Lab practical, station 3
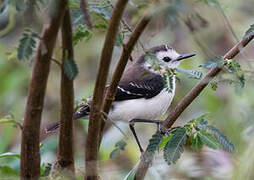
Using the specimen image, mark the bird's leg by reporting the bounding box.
[129,119,162,153]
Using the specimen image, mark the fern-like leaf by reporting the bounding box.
[63,58,79,80]
[190,133,203,150]
[17,31,38,61]
[198,131,220,149]
[144,133,164,162]
[176,68,203,79]
[200,56,224,69]
[206,125,235,152]
[163,127,187,165]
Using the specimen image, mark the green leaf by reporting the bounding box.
[200,56,224,69]
[243,24,254,40]
[176,68,203,79]
[0,152,20,159]
[225,61,245,94]
[41,163,52,177]
[190,133,203,150]
[89,1,112,20]
[160,135,172,148]
[206,125,235,152]
[0,166,19,177]
[123,166,137,180]
[63,58,79,80]
[109,148,120,159]
[73,24,92,45]
[198,131,221,149]
[188,114,207,124]
[144,133,164,161]
[163,75,174,93]
[115,140,127,150]
[210,82,218,91]
[0,118,14,124]
[17,30,39,61]
[163,127,187,165]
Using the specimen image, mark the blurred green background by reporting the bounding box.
[0,0,254,179]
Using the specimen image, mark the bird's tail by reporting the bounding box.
[40,104,90,141]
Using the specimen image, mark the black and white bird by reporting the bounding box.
[45,45,195,152]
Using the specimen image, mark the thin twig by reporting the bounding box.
[51,58,62,67]
[134,29,254,180]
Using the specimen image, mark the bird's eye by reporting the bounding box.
[163,57,171,62]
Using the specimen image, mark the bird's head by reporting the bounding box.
[139,45,195,72]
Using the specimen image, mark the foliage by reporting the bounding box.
[0,115,22,129]
[144,133,164,161]
[0,152,20,159]
[200,56,245,93]
[110,140,127,159]
[163,127,187,165]
[143,114,234,166]
[200,56,224,69]
[63,58,79,80]
[176,68,203,79]
[17,29,39,61]
[73,24,92,46]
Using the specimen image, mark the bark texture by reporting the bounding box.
[85,0,129,179]
[20,0,67,179]
[57,7,75,172]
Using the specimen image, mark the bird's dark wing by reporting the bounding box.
[115,74,164,101]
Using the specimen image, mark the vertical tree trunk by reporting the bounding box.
[85,0,129,179]
[20,0,67,179]
[57,7,75,172]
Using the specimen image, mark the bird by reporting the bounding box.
[45,44,196,152]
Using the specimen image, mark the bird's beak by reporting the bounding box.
[173,53,196,62]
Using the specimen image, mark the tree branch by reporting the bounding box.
[20,0,68,179]
[80,0,93,29]
[134,31,254,180]
[85,0,129,179]
[100,16,152,141]
[57,7,75,173]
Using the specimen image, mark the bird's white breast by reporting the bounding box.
[108,78,176,122]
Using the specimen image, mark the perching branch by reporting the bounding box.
[134,29,254,180]
[85,0,129,179]
[20,0,68,179]
[57,7,75,173]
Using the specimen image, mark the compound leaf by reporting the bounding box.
[63,58,79,80]
[176,68,203,79]
[198,131,220,149]
[163,127,187,165]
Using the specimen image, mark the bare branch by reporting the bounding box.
[135,30,254,180]
[80,0,93,29]
[57,7,75,173]
[20,0,68,179]
[85,0,129,179]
